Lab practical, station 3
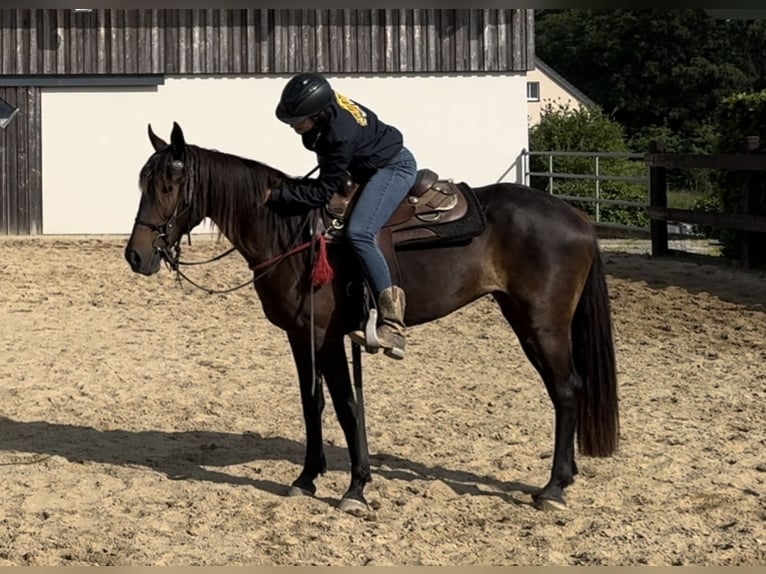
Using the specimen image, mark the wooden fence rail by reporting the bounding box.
[646,138,766,269]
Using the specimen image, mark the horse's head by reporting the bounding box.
[125,122,203,275]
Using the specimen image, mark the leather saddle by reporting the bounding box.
[322,168,470,247]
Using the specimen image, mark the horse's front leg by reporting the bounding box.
[318,339,372,514]
[286,333,327,497]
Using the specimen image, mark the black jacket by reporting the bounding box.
[269,94,403,209]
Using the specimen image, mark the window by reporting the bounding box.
[0,98,18,129]
[526,81,540,102]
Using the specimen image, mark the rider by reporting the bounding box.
[268,72,417,360]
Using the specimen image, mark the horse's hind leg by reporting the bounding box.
[494,293,579,510]
[528,328,580,510]
[286,334,327,497]
[317,340,372,514]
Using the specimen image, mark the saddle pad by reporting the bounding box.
[393,182,487,249]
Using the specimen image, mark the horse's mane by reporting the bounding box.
[140,144,304,254]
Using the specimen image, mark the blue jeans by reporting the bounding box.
[346,147,417,296]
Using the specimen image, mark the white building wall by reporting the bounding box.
[41,74,528,235]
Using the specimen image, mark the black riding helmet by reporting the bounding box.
[275,72,334,124]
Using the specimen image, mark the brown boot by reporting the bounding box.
[347,286,407,360]
[376,286,407,360]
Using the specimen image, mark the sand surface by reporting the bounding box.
[0,236,763,566]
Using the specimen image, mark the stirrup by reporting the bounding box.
[364,308,380,353]
[348,309,381,354]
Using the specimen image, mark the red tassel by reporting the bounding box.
[311,234,334,287]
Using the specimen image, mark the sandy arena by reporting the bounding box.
[0,235,763,566]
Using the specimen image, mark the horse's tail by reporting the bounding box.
[572,248,619,457]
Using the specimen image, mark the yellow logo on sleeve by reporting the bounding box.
[335,92,368,127]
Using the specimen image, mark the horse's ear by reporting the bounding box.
[170,121,186,160]
[147,124,167,151]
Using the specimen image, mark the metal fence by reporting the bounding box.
[520,149,650,234]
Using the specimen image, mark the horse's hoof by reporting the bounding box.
[534,496,568,512]
[287,485,314,498]
[338,497,368,516]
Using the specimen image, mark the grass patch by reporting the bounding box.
[668,190,703,209]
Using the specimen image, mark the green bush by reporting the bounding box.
[529,103,648,228]
[710,91,766,262]
[631,126,716,198]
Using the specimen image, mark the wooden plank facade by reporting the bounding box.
[0,9,533,76]
[0,9,534,234]
[0,86,41,235]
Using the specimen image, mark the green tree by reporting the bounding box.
[529,103,648,228]
[535,9,755,154]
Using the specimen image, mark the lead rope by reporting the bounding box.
[305,163,322,398]
[292,164,323,399]
[308,221,322,399]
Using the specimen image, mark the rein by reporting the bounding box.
[143,213,316,295]
[171,237,315,295]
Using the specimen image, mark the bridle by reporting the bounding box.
[133,157,316,295]
[133,158,198,270]
[134,208,194,274]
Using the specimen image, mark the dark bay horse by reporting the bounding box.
[125,122,619,512]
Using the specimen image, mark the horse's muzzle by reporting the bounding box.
[125,246,161,276]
